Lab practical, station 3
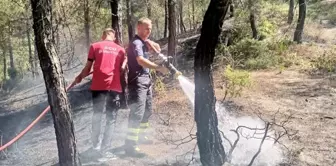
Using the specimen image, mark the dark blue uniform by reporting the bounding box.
[125,35,152,148]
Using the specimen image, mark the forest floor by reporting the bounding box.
[1,19,336,166]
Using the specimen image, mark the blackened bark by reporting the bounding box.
[192,0,195,29]
[168,0,177,65]
[26,4,35,78]
[179,0,186,33]
[2,49,6,80]
[194,0,230,165]
[294,0,306,43]
[250,13,258,39]
[164,0,168,38]
[8,32,14,71]
[145,0,152,18]
[288,0,294,24]
[126,0,134,41]
[111,0,123,45]
[84,0,91,49]
[248,0,258,39]
[30,0,80,165]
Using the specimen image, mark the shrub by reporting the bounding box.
[312,49,336,72]
[222,65,252,100]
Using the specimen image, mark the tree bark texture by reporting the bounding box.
[84,0,91,49]
[30,0,80,165]
[2,49,6,80]
[111,0,123,45]
[168,0,177,64]
[194,0,231,165]
[179,0,186,33]
[248,0,258,39]
[288,0,294,24]
[294,0,306,43]
[126,0,134,42]
[145,0,152,18]
[164,0,168,38]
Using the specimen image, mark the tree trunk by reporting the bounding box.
[288,0,294,24]
[3,49,6,80]
[111,0,123,45]
[248,0,258,39]
[25,4,35,78]
[145,0,151,18]
[294,0,306,43]
[30,0,80,165]
[179,0,186,33]
[84,0,91,49]
[8,35,14,71]
[27,24,35,78]
[168,0,177,65]
[164,0,168,38]
[34,42,39,76]
[192,0,195,29]
[188,3,192,30]
[250,12,258,39]
[126,0,134,42]
[194,0,230,165]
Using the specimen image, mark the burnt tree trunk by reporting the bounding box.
[33,42,39,76]
[111,0,123,45]
[164,0,168,38]
[179,0,186,33]
[294,0,306,43]
[287,0,294,24]
[26,4,35,78]
[248,0,258,39]
[2,49,6,80]
[30,0,80,165]
[8,27,14,72]
[145,0,152,18]
[194,0,230,165]
[192,0,195,29]
[168,0,177,65]
[126,0,134,41]
[84,0,91,49]
[250,13,258,39]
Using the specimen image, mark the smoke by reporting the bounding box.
[177,75,284,165]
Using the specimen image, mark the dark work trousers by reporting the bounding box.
[91,90,120,149]
[125,74,153,145]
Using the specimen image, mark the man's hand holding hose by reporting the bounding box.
[146,40,182,78]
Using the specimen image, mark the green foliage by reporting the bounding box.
[222,65,251,100]
[312,49,336,72]
[150,70,166,95]
[216,37,294,70]
[259,19,276,38]
[308,1,336,24]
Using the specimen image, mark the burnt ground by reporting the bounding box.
[1,22,336,166]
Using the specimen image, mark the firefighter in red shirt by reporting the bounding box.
[75,28,127,152]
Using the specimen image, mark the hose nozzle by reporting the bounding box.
[164,56,182,79]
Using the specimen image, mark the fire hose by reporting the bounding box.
[0,41,181,152]
[0,72,92,152]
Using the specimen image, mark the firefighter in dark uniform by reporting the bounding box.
[124,17,168,157]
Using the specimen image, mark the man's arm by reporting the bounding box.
[75,45,94,84]
[75,61,93,84]
[133,40,168,74]
[121,49,127,72]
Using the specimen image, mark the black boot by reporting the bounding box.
[124,140,146,158]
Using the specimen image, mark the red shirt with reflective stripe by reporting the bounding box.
[88,40,125,92]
